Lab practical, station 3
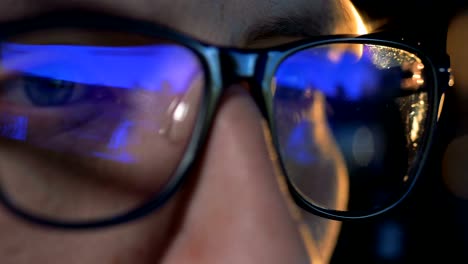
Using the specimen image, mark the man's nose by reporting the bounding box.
[160,84,312,264]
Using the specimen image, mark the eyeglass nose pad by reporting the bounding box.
[158,74,204,144]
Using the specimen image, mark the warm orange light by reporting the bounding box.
[347,2,369,35]
[327,2,369,63]
[438,93,445,121]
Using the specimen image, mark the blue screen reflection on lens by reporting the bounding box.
[0,114,28,141]
[0,43,203,164]
[2,43,200,93]
[275,46,379,101]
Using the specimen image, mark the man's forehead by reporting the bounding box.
[0,0,361,45]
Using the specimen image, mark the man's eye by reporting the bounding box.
[3,75,89,107]
[25,76,81,106]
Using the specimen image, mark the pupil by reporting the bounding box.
[25,76,75,106]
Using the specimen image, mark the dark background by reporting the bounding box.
[331,1,468,263]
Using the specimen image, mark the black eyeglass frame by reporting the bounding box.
[0,11,451,229]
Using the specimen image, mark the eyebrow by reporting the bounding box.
[245,2,356,43]
[245,16,325,43]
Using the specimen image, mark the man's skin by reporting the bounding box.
[445,10,468,199]
[0,0,365,263]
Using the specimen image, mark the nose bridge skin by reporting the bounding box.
[159,85,311,264]
[150,47,312,263]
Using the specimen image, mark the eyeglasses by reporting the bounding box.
[0,11,450,229]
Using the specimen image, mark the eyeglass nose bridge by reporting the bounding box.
[218,49,274,116]
[222,49,259,78]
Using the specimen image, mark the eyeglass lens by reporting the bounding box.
[0,29,205,222]
[273,43,429,213]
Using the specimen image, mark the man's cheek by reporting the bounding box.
[443,10,468,199]
[443,135,468,198]
[448,11,468,97]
